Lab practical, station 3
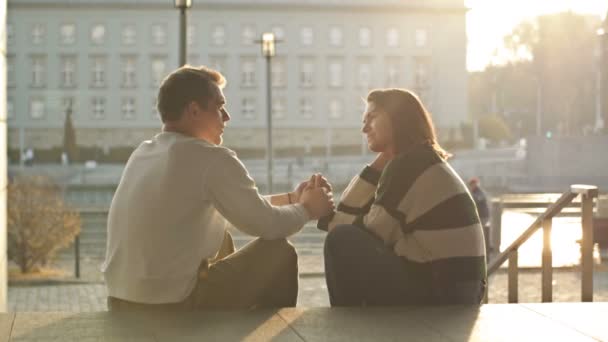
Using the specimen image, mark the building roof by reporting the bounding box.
[9,0,467,11]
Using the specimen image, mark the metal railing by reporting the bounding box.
[485,184,599,303]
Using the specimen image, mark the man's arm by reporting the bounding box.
[206,148,333,239]
[206,149,308,239]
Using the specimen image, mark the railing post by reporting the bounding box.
[581,193,594,302]
[74,234,80,279]
[508,250,518,303]
[541,218,553,302]
[490,199,503,255]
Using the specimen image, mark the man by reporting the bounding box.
[102,65,334,310]
[468,177,492,254]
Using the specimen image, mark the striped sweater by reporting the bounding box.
[319,145,487,291]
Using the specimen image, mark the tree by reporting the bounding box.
[479,114,512,144]
[62,100,79,163]
[7,176,81,273]
[502,12,601,135]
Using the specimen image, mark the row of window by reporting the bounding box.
[8,55,432,90]
[7,96,355,121]
[7,22,429,49]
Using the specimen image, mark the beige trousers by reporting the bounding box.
[107,231,299,311]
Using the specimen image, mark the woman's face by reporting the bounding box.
[361,101,395,153]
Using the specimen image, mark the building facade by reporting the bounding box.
[6,0,467,160]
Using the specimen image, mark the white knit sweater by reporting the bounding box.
[102,132,309,304]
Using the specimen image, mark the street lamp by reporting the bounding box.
[260,32,276,193]
[596,28,606,132]
[174,0,192,67]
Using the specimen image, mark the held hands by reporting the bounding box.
[291,174,333,203]
[298,174,335,219]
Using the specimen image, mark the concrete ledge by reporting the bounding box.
[2,303,607,341]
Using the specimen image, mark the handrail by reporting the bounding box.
[486,184,599,303]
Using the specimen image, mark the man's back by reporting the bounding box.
[102,132,228,304]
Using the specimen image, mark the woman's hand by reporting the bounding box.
[292,174,333,203]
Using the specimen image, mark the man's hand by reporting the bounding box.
[299,174,335,219]
[292,173,333,203]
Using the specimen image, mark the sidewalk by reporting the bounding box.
[8,255,608,312]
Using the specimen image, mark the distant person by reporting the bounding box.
[23,148,34,166]
[319,88,487,306]
[103,65,334,311]
[468,177,492,254]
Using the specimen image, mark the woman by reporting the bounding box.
[319,89,487,306]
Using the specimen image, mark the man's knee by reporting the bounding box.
[259,238,297,268]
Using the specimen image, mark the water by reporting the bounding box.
[499,210,600,267]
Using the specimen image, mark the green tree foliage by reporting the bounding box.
[7,176,81,273]
[479,115,512,143]
[470,12,602,137]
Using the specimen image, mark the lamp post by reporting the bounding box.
[534,76,542,136]
[596,28,606,132]
[174,0,192,67]
[260,32,276,193]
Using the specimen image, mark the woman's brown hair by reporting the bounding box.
[366,88,451,160]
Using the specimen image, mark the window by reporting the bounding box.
[413,57,432,108]
[300,59,314,88]
[272,26,285,41]
[91,97,106,119]
[122,97,136,120]
[152,97,159,118]
[7,98,14,119]
[29,98,45,119]
[7,23,14,45]
[386,27,399,47]
[414,56,431,88]
[188,54,200,65]
[329,98,343,119]
[187,25,196,46]
[90,24,106,45]
[272,97,286,119]
[272,57,286,88]
[385,57,401,86]
[60,55,77,88]
[7,55,15,87]
[60,23,76,45]
[122,25,136,45]
[209,55,226,73]
[91,56,107,88]
[415,29,428,47]
[300,98,313,118]
[242,25,256,45]
[300,26,313,46]
[328,60,343,88]
[31,55,46,87]
[122,56,137,88]
[151,56,167,86]
[211,25,226,46]
[357,58,372,88]
[359,27,372,47]
[242,98,256,119]
[241,57,256,87]
[329,26,343,46]
[62,97,76,115]
[31,24,45,45]
[152,24,167,46]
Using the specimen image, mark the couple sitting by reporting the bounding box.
[102,65,487,311]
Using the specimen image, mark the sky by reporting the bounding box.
[465,0,608,71]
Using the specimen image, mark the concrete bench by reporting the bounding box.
[2,303,607,341]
